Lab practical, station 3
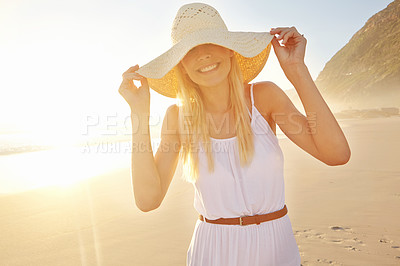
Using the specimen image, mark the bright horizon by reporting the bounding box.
[0,0,393,140]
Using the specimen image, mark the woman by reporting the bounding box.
[119,3,350,266]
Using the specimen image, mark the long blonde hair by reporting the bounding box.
[175,53,254,183]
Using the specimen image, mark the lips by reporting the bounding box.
[198,63,220,73]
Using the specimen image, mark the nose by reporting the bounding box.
[197,52,211,61]
[196,46,211,61]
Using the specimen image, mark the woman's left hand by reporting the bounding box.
[270,27,307,70]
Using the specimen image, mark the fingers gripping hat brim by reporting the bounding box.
[136,29,274,98]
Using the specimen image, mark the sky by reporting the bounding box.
[0,0,394,141]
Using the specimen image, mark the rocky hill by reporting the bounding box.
[314,0,400,111]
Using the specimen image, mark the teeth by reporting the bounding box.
[199,63,218,73]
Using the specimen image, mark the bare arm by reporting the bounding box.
[269,27,351,165]
[285,65,350,165]
[130,105,181,212]
[119,65,181,212]
[130,110,162,212]
[262,81,350,166]
[154,105,181,205]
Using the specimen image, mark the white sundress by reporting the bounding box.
[186,83,301,266]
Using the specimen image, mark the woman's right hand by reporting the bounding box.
[118,65,150,113]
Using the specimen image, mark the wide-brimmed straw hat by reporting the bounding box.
[135,2,273,98]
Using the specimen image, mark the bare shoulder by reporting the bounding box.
[166,103,179,118]
[253,81,291,116]
[254,81,307,136]
[162,104,181,144]
[249,82,286,136]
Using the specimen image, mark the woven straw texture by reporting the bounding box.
[135,3,273,98]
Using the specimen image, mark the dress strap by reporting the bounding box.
[246,83,254,118]
[250,83,255,107]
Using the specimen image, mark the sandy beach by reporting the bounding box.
[0,116,399,265]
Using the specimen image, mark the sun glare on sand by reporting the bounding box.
[0,35,137,193]
[0,144,130,193]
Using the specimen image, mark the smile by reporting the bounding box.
[198,63,219,73]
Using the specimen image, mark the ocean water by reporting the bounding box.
[0,131,162,194]
[0,130,286,194]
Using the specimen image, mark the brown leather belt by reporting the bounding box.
[199,205,288,226]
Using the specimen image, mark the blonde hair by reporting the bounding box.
[175,52,254,183]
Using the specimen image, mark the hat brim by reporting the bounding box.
[136,29,274,98]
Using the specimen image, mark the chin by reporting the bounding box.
[197,77,227,87]
[194,71,231,88]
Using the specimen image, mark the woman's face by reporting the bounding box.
[180,44,234,87]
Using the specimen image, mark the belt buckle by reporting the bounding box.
[239,216,246,226]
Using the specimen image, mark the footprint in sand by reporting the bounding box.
[294,229,312,237]
[316,258,339,264]
[330,226,345,231]
[350,237,365,246]
[329,239,343,244]
[339,237,366,249]
[294,229,327,240]
[329,226,353,233]
[344,245,360,251]
[379,238,394,244]
[377,238,400,260]
[295,229,312,234]
[327,226,367,250]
